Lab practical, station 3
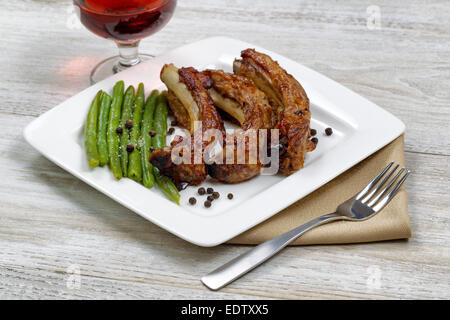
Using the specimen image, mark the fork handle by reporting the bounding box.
[201,213,342,290]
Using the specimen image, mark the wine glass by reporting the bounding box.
[73,0,177,84]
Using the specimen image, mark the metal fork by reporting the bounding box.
[201,162,410,290]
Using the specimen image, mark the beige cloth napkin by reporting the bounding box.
[228,135,411,245]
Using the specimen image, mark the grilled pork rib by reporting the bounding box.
[233,49,315,175]
[203,69,273,183]
[204,70,272,130]
[150,64,225,186]
[152,48,315,187]
[155,67,274,184]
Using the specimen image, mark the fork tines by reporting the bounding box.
[356,162,411,211]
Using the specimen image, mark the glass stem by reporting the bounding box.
[114,40,141,73]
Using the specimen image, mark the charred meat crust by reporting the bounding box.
[149,145,206,187]
[203,69,273,131]
[207,161,261,184]
[167,90,191,131]
[178,67,224,133]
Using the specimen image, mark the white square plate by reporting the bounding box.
[24,37,405,247]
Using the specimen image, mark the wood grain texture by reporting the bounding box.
[0,0,449,299]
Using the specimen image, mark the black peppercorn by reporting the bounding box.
[116,127,123,134]
[212,192,220,199]
[207,195,214,202]
[189,197,197,205]
[325,127,333,136]
[311,137,318,144]
[149,130,156,137]
[171,120,178,126]
[125,119,133,130]
[126,144,134,152]
[198,187,206,195]
[310,128,317,136]
[204,200,212,208]
[227,193,233,200]
[207,187,214,194]
[168,127,175,135]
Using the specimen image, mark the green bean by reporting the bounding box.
[97,92,112,166]
[127,83,145,182]
[140,89,159,188]
[107,81,125,179]
[152,91,168,149]
[85,90,102,168]
[153,167,180,205]
[120,85,135,177]
[152,91,180,204]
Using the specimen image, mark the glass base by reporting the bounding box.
[90,53,154,85]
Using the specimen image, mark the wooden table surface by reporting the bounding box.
[0,0,449,300]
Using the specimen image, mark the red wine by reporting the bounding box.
[74,0,177,41]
